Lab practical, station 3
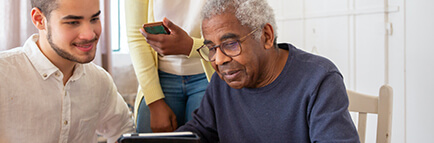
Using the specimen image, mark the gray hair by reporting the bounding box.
[201,0,277,41]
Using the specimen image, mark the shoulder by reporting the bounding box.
[81,63,114,83]
[79,63,118,98]
[0,47,26,62]
[0,48,28,71]
[283,43,341,75]
[278,44,344,94]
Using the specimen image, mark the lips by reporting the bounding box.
[74,43,94,52]
[221,69,241,80]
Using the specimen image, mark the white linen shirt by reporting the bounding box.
[0,34,134,143]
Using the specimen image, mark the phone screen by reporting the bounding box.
[143,22,170,34]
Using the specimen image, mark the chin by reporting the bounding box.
[76,55,96,63]
[226,81,245,89]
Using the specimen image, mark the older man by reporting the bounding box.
[0,0,134,142]
[176,0,360,142]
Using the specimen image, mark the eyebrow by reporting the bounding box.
[61,10,101,20]
[203,40,213,45]
[92,11,101,17]
[203,33,239,45]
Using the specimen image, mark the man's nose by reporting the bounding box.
[78,23,96,40]
[214,47,231,65]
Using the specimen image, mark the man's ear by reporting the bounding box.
[262,23,275,49]
[31,7,46,30]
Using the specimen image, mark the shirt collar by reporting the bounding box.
[70,63,85,81]
[23,34,86,80]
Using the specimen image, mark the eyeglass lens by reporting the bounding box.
[204,41,241,61]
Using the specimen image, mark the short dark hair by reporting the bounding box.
[31,0,58,20]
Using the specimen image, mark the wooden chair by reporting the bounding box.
[347,84,393,143]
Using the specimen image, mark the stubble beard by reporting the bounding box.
[47,25,97,64]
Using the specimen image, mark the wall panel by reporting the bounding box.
[406,0,434,142]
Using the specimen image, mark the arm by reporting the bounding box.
[125,0,176,132]
[308,72,360,142]
[96,74,134,143]
[187,37,205,58]
[176,80,219,143]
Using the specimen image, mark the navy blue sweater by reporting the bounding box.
[177,43,359,143]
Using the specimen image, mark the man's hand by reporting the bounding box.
[140,17,194,56]
[148,99,178,132]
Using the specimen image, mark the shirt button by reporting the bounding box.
[64,120,68,125]
[55,72,60,77]
[43,73,47,78]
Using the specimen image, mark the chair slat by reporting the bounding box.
[358,112,367,143]
[347,84,393,143]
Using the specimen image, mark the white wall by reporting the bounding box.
[267,0,434,142]
[405,0,434,142]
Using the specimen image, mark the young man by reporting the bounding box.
[176,0,360,142]
[0,0,134,142]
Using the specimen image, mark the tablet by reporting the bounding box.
[117,131,200,143]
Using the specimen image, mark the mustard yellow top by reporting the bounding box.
[124,0,214,123]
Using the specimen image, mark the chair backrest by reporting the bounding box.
[347,84,393,143]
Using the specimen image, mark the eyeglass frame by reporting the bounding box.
[196,26,261,62]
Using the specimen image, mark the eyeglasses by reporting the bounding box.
[197,27,260,62]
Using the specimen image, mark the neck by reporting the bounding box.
[37,35,76,85]
[56,61,76,85]
[256,46,289,88]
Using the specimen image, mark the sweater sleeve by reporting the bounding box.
[125,0,165,107]
[308,72,360,142]
[176,79,219,143]
[188,35,215,82]
[186,37,204,59]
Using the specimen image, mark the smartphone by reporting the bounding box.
[142,22,170,34]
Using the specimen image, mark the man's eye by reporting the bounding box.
[91,17,100,22]
[205,45,215,50]
[65,21,79,25]
[223,41,238,46]
[208,46,216,51]
[222,41,239,50]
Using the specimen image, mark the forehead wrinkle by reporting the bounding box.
[204,33,239,45]
[202,14,242,45]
